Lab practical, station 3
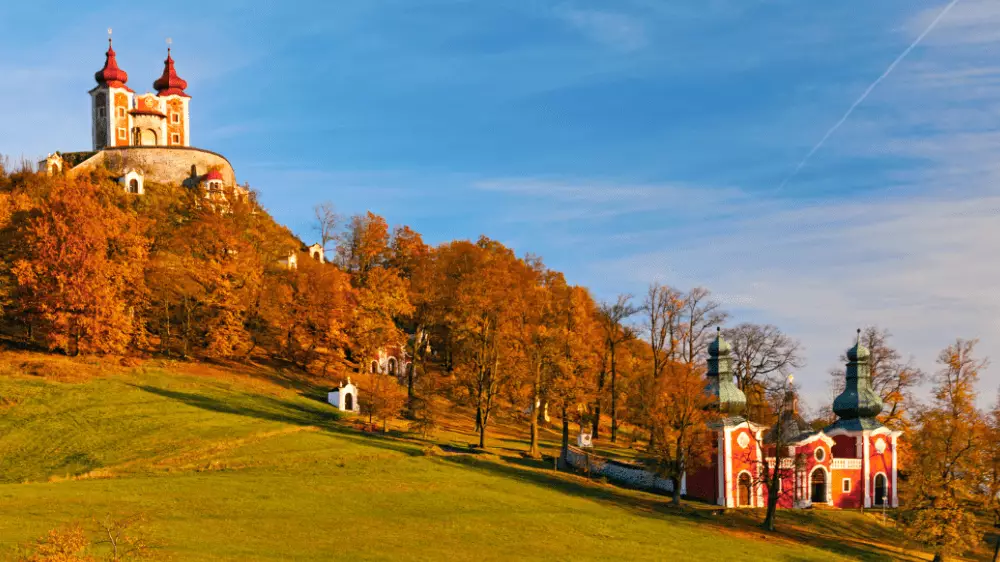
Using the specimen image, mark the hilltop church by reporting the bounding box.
[40,34,243,200]
[683,330,901,510]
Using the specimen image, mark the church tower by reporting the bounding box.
[153,44,190,147]
[90,33,134,150]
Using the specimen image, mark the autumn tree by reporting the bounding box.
[20,524,93,562]
[904,339,988,562]
[596,294,640,442]
[9,176,148,355]
[260,253,353,371]
[337,211,390,285]
[547,285,601,464]
[984,395,1000,562]
[641,282,684,445]
[361,370,408,432]
[648,360,716,505]
[348,266,413,372]
[389,225,435,402]
[437,238,523,448]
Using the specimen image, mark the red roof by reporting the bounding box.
[203,170,224,181]
[94,38,133,92]
[153,49,190,98]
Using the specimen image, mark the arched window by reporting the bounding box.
[873,473,887,506]
[370,360,379,374]
[388,358,397,376]
[129,179,139,194]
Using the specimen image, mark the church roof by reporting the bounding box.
[94,38,132,92]
[765,388,815,444]
[153,49,190,98]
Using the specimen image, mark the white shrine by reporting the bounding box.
[328,378,360,413]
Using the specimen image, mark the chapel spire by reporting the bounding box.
[94,30,131,91]
[153,40,189,97]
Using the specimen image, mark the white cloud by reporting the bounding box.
[554,8,648,52]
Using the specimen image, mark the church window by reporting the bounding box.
[171,133,180,144]
[814,447,826,462]
[842,478,851,493]
[98,107,106,118]
[117,107,126,118]
[118,128,127,140]
[171,112,180,124]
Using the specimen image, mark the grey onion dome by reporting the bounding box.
[832,329,883,422]
[706,327,747,417]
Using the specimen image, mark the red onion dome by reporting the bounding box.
[203,170,224,182]
[94,38,132,91]
[153,49,190,97]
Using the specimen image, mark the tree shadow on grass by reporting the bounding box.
[131,384,421,458]
[438,454,912,562]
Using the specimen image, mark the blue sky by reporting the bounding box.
[3,0,999,410]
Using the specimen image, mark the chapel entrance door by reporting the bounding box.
[738,473,752,507]
[345,393,353,411]
[874,474,887,506]
[810,468,827,504]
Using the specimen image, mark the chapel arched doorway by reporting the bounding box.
[874,473,887,506]
[738,472,752,507]
[810,468,827,504]
[344,393,353,411]
[140,129,157,146]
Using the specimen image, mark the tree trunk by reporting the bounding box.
[592,366,606,439]
[529,363,542,458]
[560,406,570,467]
[478,421,486,449]
[932,553,944,562]
[993,536,1000,562]
[610,343,618,443]
[762,482,779,532]
[671,476,682,506]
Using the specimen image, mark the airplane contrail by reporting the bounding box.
[777,0,962,192]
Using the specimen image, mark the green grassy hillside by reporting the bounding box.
[0,353,926,561]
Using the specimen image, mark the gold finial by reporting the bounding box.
[166,37,172,55]
[108,28,113,47]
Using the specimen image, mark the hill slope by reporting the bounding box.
[0,353,919,561]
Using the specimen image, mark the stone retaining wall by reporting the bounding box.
[68,146,236,186]
[565,446,675,494]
